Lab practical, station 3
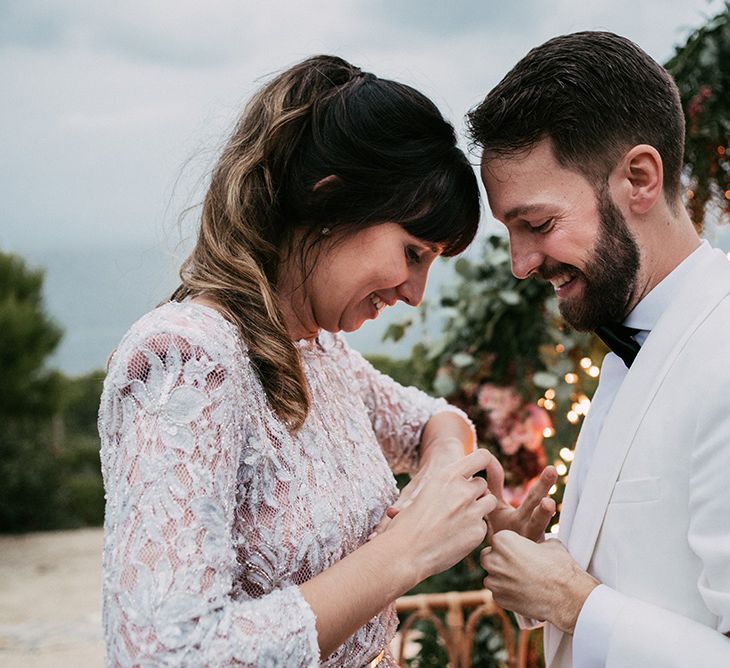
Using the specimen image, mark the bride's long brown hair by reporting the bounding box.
[172,55,479,431]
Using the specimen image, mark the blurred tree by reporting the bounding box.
[57,371,106,526]
[0,251,65,531]
[0,252,106,532]
[665,1,730,231]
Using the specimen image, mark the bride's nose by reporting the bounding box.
[396,270,428,307]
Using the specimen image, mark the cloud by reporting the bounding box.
[1,0,727,373]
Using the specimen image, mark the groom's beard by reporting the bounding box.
[539,186,641,332]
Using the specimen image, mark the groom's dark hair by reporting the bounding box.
[467,31,685,205]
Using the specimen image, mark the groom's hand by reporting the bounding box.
[484,463,558,542]
[481,531,599,634]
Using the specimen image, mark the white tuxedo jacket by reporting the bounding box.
[546,249,730,667]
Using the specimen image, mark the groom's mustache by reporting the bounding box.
[534,261,585,283]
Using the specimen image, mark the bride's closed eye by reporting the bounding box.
[406,246,422,264]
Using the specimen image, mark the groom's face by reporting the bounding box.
[482,139,640,331]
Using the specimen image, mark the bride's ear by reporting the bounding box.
[312,174,341,192]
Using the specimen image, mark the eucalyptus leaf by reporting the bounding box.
[498,290,521,305]
[488,247,511,265]
[454,258,474,278]
[433,374,456,397]
[451,352,475,368]
[533,371,559,388]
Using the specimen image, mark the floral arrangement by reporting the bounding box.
[665,2,730,231]
[446,381,551,506]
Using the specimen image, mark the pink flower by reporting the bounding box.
[523,404,552,452]
[478,383,522,430]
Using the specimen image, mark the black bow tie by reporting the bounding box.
[595,324,642,368]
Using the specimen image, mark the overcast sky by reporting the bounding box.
[1,0,725,373]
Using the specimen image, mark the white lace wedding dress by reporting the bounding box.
[98,301,468,666]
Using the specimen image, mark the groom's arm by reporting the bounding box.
[481,534,730,666]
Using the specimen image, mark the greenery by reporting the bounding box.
[665,1,730,230]
[0,250,105,533]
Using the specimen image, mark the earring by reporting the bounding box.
[321,227,331,236]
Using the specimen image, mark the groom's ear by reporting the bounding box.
[610,144,664,216]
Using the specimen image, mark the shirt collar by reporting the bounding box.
[623,240,711,334]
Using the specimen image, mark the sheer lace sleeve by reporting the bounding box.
[338,336,474,475]
[99,313,319,666]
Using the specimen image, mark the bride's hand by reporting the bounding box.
[381,448,499,580]
[369,437,467,539]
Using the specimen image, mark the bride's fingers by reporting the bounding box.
[469,475,490,500]
[479,493,499,517]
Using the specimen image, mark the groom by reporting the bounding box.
[472,32,730,666]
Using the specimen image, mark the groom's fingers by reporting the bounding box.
[525,496,556,541]
[517,465,558,519]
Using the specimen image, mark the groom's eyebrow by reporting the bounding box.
[503,203,550,222]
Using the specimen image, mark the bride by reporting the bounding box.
[99,54,516,666]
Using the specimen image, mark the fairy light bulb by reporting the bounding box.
[560,447,575,462]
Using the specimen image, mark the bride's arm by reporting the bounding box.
[300,448,497,659]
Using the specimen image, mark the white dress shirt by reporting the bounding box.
[571,240,712,667]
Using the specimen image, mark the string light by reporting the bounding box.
[588,366,600,378]
[545,388,556,400]
[560,447,575,462]
[564,373,578,384]
[580,357,592,369]
[725,190,730,200]
[537,397,545,407]
[555,344,565,353]
[543,427,556,438]
[555,462,568,476]
[544,399,556,410]
[549,484,558,495]
[567,410,579,424]
[550,523,560,534]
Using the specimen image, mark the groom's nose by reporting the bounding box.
[509,238,544,280]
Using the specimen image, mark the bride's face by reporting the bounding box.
[282,222,441,338]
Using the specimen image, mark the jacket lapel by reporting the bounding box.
[567,250,730,569]
[544,250,730,668]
